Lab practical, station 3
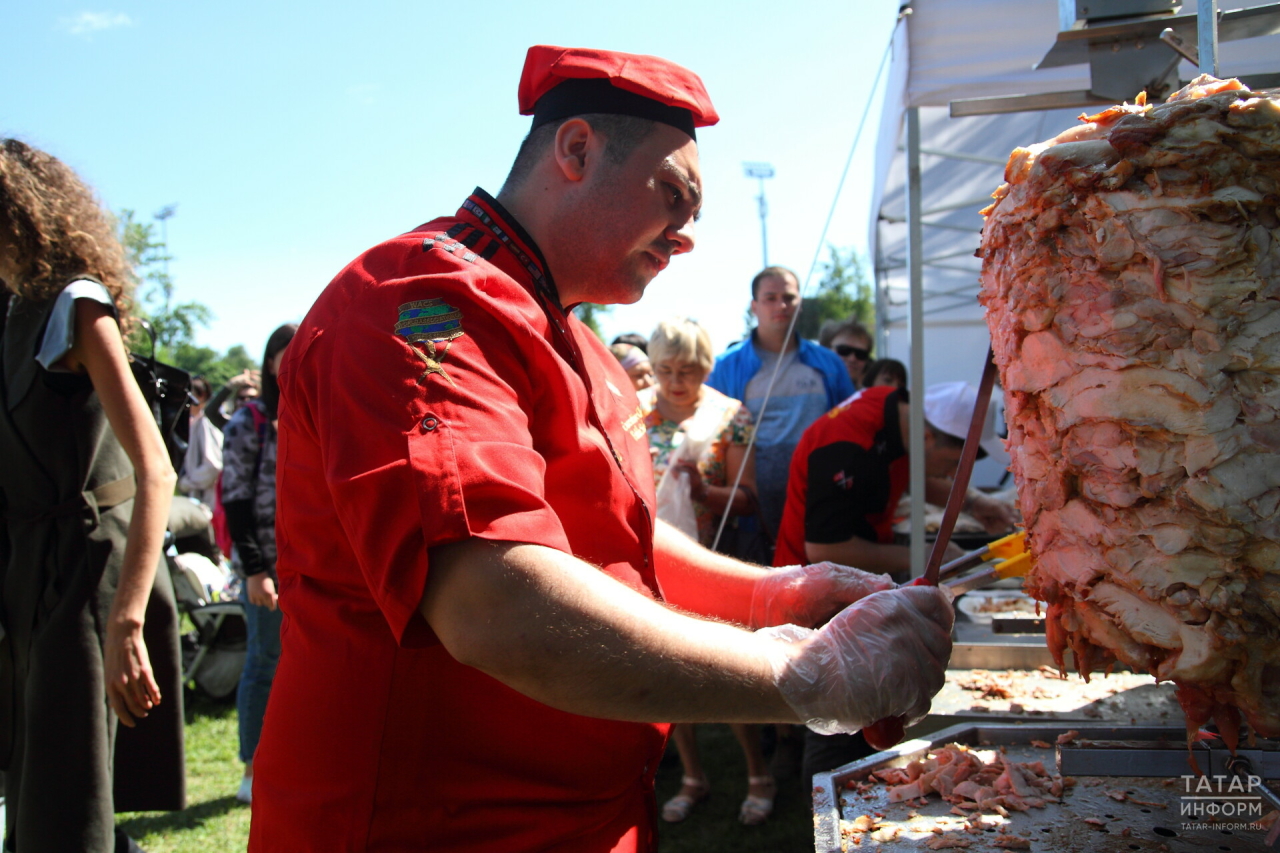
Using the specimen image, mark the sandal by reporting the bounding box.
[738,775,777,826]
[661,775,710,823]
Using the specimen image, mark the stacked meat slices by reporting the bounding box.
[979,76,1280,743]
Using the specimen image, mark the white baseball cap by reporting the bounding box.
[922,381,1004,459]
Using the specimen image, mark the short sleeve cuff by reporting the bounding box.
[36,280,118,371]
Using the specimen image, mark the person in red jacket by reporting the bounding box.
[773,383,1015,786]
[774,383,1014,576]
[249,46,956,853]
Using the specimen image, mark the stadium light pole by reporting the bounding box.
[154,204,177,315]
[743,162,774,268]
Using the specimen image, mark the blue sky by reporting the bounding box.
[4,2,900,360]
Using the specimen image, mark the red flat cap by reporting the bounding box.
[518,45,719,140]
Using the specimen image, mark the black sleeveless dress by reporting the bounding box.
[0,291,184,852]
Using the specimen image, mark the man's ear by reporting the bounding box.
[552,118,594,183]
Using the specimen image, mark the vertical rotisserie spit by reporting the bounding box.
[979,76,1280,746]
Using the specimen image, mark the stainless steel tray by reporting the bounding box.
[813,723,1275,852]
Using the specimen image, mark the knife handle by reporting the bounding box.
[862,715,907,751]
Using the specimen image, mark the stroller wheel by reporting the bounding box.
[182,603,247,700]
[193,648,245,700]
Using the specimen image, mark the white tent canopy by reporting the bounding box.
[869,0,1280,569]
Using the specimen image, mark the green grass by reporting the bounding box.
[117,692,250,853]
[117,702,812,852]
[654,725,813,853]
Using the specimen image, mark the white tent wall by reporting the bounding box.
[868,0,1280,562]
[875,103,1083,488]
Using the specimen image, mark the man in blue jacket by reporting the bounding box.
[707,266,854,539]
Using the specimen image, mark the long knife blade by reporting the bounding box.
[923,348,1000,586]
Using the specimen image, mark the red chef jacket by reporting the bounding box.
[773,386,909,567]
[249,189,666,853]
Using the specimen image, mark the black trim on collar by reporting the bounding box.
[468,187,563,308]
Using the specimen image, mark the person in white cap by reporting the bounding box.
[923,381,1005,463]
[772,381,1016,785]
[775,382,1014,577]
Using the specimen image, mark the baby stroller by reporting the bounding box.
[168,497,246,700]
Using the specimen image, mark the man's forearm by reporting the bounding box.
[651,519,767,625]
[805,538,907,576]
[419,536,796,725]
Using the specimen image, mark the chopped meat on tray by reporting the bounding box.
[877,743,1066,816]
[992,835,1032,850]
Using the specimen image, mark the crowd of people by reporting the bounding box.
[0,44,1018,853]
[0,134,296,848]
[605,269,1014,826]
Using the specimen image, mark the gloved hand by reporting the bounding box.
[758,585,954,735]
[750,562,896,629]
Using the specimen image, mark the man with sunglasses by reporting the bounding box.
[821,318,874,389]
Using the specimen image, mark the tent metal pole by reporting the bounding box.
[1199,0,1219,76]
[874,221,890,357]
[906,106,927,579]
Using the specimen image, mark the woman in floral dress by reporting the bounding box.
[637,318,777,826]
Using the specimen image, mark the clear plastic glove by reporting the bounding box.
[750,562,896,629]
[758,585,954,735]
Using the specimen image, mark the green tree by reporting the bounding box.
[168,343,258,388]
[118,209,211,355]
[117,209,255,380]
[794,245,873,341]
[573,303,610,340]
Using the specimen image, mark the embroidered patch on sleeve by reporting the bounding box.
[396,299,465,386]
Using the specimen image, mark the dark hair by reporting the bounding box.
[611,332,649,354]
[190,376,212,403]
[502,114,658,190]
[750,266,799,300]
[863,358,907,390]
[0,139,132,323]
[260,323,298,420]
[819,317,872,349]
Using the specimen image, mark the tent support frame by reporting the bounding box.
[906,106,927,579]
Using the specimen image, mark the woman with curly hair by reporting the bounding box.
[0,139,183,852]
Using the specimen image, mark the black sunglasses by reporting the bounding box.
[835,344,872,361]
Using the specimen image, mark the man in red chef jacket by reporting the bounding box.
[250,45,956,853]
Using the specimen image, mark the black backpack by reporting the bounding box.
[129,318,193,475]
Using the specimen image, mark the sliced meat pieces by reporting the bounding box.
[979,76,1280,740]
[880,744,1064,816]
